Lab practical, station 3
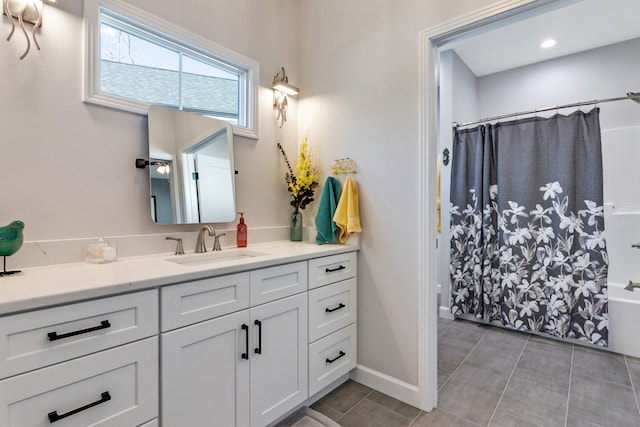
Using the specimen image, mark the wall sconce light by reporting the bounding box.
[272,67,299,128]
[3,0,53,60]
[135,158,171,174]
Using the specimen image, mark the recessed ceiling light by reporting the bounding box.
[540,39,557,49]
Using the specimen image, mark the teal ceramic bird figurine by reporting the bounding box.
[0,220,25,276]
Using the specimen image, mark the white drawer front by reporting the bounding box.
[161,272,250,331]
[308,252,357,290]
[0,337,158,427]
[0,290,158,379]
[308,324,357,396]
[308,278,357,342]
[250,261,307,305]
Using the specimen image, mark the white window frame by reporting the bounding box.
[83,0,259,139]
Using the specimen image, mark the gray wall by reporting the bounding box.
[438,50,478,315]
[477,38,640,130]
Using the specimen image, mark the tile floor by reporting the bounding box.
[309,317,640,427]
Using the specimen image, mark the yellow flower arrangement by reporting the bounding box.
[277,134,319,210]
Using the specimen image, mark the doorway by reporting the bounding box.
[418,0,640,411]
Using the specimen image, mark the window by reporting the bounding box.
[84,0,259,138]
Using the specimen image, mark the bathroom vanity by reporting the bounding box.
[0,241,358,427]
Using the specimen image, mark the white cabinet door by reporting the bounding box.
[161,310,250,427]
[250,293,308,427]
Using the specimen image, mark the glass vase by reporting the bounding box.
[290,208,303,241]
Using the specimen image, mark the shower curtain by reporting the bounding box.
[449,108,609,346]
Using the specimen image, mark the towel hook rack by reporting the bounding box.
[331,158,357,175]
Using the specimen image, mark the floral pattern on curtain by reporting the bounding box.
[449,109,609,346]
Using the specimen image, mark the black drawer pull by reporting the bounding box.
[48,391,111,423]
[325,303,346,313]
[254,319,262,355]
[47,320,111,341]
[241,324,249,360]
[325,265,346,273]
[326,351,346,364]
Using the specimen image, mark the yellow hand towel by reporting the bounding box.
[333,176,362,243]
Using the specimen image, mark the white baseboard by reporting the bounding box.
[350,364,419,407]
[439,306,454,319]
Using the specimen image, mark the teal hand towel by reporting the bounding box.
[315,177,342,244]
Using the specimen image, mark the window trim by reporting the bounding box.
[83,0,259,139]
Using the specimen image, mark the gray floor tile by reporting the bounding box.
[339,398,413,427]
[438,317,455,336]
[445,320,488,344]
[309,401,342,422]
[569,373,640,426]
[437,377,503,426]
[490,368,568,426]
[565,416,606,427]
[313,321,640,427]
[528,333,573,349]
[463,346,521,378]
[314,380,372,415]
[411,408,482,427]
[626,355,640,371]
[517,339,572,381]
[572,346,632,386]
[627,366,640,392]
[488,411,541,427]
[449,363,510,394]
[438,369,452,390]
[438,340,473,375]
[473,329,527,358]
[367,390,421,420]
[439,332,482,354]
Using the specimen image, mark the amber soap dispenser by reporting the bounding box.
[237,212,247,247]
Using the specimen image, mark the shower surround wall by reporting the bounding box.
[440,37,640,356]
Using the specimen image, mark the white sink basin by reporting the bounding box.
[166,249,267,266]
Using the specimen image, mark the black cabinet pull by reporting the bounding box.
[241,324,249,360]
[254,319,262,355]
[325,351,346,364]
[325,303,346,313]
[47,320,111,342]
[325,265,346,273]
[48,391,111,423]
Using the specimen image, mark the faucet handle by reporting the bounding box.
[212,233,226,251]
[165,237,185,255]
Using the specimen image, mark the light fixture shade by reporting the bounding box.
[272,67,299,127]
[272,81,299,96]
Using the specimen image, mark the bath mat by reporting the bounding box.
[274,406,342,427]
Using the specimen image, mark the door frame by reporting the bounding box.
[416,0,574,410]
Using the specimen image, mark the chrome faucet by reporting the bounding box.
[165,237,185,255]
[195,225,215,253]
[625,281,640,292]
[212,232,226,251]
[633,243,640,249]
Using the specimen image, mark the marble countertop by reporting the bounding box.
[0,241,358,316]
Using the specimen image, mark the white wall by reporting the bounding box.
[0,0,300,245]
[437,50,479,316]
[297,0,496,387]
[477,38,640,130]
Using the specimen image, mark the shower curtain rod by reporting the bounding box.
[453,92,640,129]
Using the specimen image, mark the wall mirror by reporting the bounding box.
[146,105,236,224]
